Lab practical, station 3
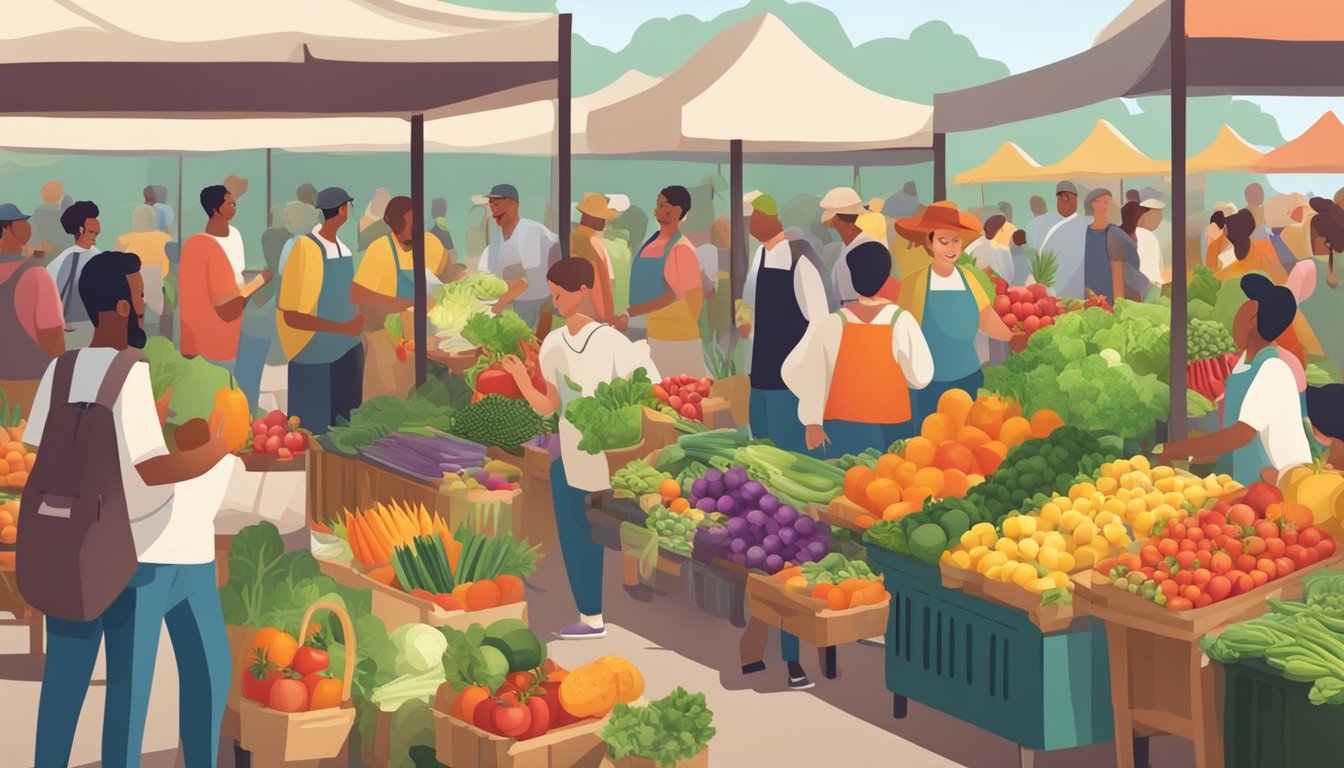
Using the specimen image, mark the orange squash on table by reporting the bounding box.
[597,656,644,703]
[558,660,618,718]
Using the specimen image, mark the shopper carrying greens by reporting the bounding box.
[501,258,660,640]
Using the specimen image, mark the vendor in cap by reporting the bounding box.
[785,241,933,456]
[569,193,624,324]
[476,184,558,327]
[1154,274,1311,486]
[740,191,829,455]
[896,202,1017,422]
[1083,188,1147,304]
[276,186,365,434]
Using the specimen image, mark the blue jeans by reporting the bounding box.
[822,419,914,458]
[233,333,270,413]
[551,459,603,616]
[35,563,231,768]
[748,388,820,458]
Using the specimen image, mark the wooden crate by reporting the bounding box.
[1071,553,1344,768]
[446,488,524,538]
[744,573,888,648]
[307,441,449,525]
[822,496,873,533]
[609,749,709,768]
[433,709,609,768]
[0,565,42,659]
[242,452,308,472]
[711,375,749,427]
[317,557,528,631]
[939,562,1075,633]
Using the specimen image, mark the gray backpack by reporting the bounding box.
[18,350,141,622]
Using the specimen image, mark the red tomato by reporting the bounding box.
[491,699,531,738]
[1186,527,1205,543]
[1202,523,1224,540]
[1318,538,1338,558]
[292,646,329,678]
[1228,504,1256,528]
[1167,596,1194,611]
[519,696,551,740]
[1141,566,1156,580]
[1176,550,1198,571]
[1175,570,1194,586]
[1197,540,1215,553]
[1274,557,1297,577]
[537,680,578,727]
[1195,593,1214,609]
[1179,538,1198,552]
[1153,570,1169,584]
[1244,536,1267,556]
[1192,568,1213,586]
[1282,528,1299,546]
[1205,575,1232,602]
[1254,520,1280,540]
[686,391,702,405]
[1157,538,1180,558]
[668,395,683,410]
[269,678,309,713]
[507,672,535,693]
[1265,538,1287,559]
[680,404,699,419]
[1299,527,1324,549]
[242,668,280,704]
[1223,524,1244,540]
[1168,523,1187,540]
[1256,558,1278,578]
[1198,509,1222,526]
[265,435,283,454]
[1160,579,1179,597]
[1286,545,1312,570]
[1224,539,1244,559]
[1236,554,1258,573]
[1250,569,1270,588]
[1182,584,1203,602]
[1140,546,1162,567]
[1232,570,1256,596]
[1306,545,1323,564]
[1209,552,1233,574]
[283,431,306,453]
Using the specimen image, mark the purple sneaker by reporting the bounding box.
[554,623,607,640]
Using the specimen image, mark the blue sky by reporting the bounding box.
[559,0,1344,145]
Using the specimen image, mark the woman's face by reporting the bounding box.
[1311,220,1331,256]
[1232,300,1258,350]
[549,281,590,318]
[1206,221,1226,244]
[928,229,963,264]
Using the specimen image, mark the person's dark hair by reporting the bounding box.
[0,220,16,235]
[660,185,692,220]
[1306,384,1344,442]
[1309,198,1344,253]
[835,213,859,225]
[431,198,447,218]
[983,215,1006,240]
[1012,229,1027,248]
[60,200,99,236]
[1240,273,1296,342]
[546,257,595,292]
[383,196,415,229]
[321,205,345,221]
[1126,189,1141,204]
[1212,208,1255,261]
[847,241,892,297]
[79,250,141,327]
[200,185,229,218]
[1120,201,1144,238]
[143,185,157,203]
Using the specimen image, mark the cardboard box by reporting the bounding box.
[433,709,609,768]
[711,375,749,427]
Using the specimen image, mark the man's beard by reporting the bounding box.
[127,310,147,349]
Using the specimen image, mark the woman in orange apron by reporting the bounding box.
[783,242,933,456]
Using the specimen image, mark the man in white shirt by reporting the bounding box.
[476,184,557,326]
[25,249,233,768]
[966,215,1016,283]
[46,200,102,349]
[1136,198,1167,286]
[819,187,875,306]
[1040,181,1087,298]
[1025,195,1061,251]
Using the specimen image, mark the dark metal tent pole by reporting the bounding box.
[412,114,427,387]
[176,156,183,245]
[729,139,745,354]
[558,13,573,257]
[933,132,947,200]
[265,148,273,228]
[1168,0,1189,441]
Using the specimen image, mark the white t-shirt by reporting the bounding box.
[24,348,174,560]
[136,455,241,564]
[480,219,556,302]
[930,269,969,291]
[830,232,876,305]
[47,245,102,325]
[212,225,247,284]
[1136,228,1164,285]
[539,323,660,492]
[1236,354,1312,476]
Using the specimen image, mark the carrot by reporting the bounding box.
[344,511,365,564]
[362,515,389,564]
[366,566,398,586]
[825,587,849,611]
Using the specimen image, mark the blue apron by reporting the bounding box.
[630,231,683,308]
[293,234,359,365]
[1221,348,1277,486]
[385,234,417,300]
[915,267,983,421]
[746,245,814,456]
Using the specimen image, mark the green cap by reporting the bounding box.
[744,190,778,217]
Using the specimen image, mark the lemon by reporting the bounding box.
[1002,516,1021,539]
[1152,503,1177,521]
[1056,551,1077,573]
[960,530,980,549]
[1061,509,1084,531]
[1096,476,1119,495]
[1112,459,1133,476]
[1039,503,1063,525]
[1102,498,1126,517]
[950,550,972,570]
[972,522,996,537]
[1131,455,1151,472]
[1017,538,1040,560]
[1012,564,1036,587]
[981,551,1009,570]
[1155,477,1180,493]
[1038,546,1060,570]
[1093,511,1116,528]
[1133,510,1156,537]
[1049,571,1072,589]
[995,538,1019,557]
[1164,491,1186,508]
[1184,486,1208,508]
[1104,523,1127,545]
[1027,577,1055,594]
[1120,474,1138,491]
[1072,498,1093,516]
[1134,473,1155,491]
[1070,483,1096,501]
[1073,522,1096,546]
[1153,465,1176,481]
[1017,515,1038,537]
[1127,498,1149,517]
[968,545,989,562]
[981,532,1000,547]
[985,564,1002,579]
[1145,490,1165,508]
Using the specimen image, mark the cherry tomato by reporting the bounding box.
[1256,558,1278,578]
[1168,523,1187,540]
[1175,570,1194,586]
[1254,520,1280,541]
[1194,593,1214,609]
[1192,568,1213,586]
[1286,545,1312,570]
[1187,527,1206,543]
[491,699,531,738]
[1167,596,1194,611]
[1250,569,1270,588]
[1209,552,1233,574]
[519,696,551,741]
[1318,538,1338,558]
[1244,536,1267,557]
[1266,538,1287,559]
[1140,546,1162,567]
[1183,584,1203,602]
[1275,557,1297,577]
[1157,538,1180,558]
[1160,579,1179,597]
[1282,528,1299,547]
[1205,575,1232,602]
[1299,527,1323,549]
[269,678,309,713]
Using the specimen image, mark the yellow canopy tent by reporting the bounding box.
[1255,111,1344,173]
[1188,124,1265,173]
[1037,119,1169,183]
[953,141,1049,206]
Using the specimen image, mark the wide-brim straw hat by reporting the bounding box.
[575,192,621,220]
[894,201,981,243]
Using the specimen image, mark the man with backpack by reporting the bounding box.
[20,250,234,768]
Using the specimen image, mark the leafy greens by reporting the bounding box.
[602,687,716,766]
[565,368,660,454]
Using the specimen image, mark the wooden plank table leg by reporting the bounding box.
[622,554,639,587]
[1191,643,1223,768]
[1106,623,1137,768]
[1018,746,1036,768]
[822,645,837,679]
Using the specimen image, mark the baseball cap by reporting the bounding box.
[1139,198,1166,209]
[483,184,519,201]
[1084,188,1114,208]
[744,190,778,217]
[315,187,354,210]
[1055,181,1078,196]
[819,187,866,222]
[0,203,30,221]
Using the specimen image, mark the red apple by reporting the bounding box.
[1029,283,1048,300]
[268,425,286,439]
[1040,315,1055,327]
[252,419,268,437]
[283,431,306,452]
[265,435,283,454]
[680,404,699,419]
[994,295,1011,314]
[252,437,266,454]
[1024,316,1042,332]
[265,410,287,429]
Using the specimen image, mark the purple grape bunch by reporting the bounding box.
[690,466,829,574]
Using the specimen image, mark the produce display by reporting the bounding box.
[731,443,845,510]
[241,626,344,713]
[470,338,547,403]
[1025,249,1058,290]
[439,620,643,739]
[1096,487,1336,611]
[991,280,1065,338]
[370,624,449,712]
[380,524,540,613]
[462,310,535,361]
[864,426,1121,565]
[566,369,660,454]
[359,433,488,483]
[143,336,235,425]
[441,462,521,494]
[653,373,715,421]
[1186,352,1240,404]
[602,688,716,765]
[645,506,698,555]
[326,379,460,455]
[1202,571,1344,705]
[0,492,17,546]
[1087,456,1240,537]
[343,501,452,569]
[689,466,831,573]
[841,391,1060,526]
[610,459,673,499]
[249,409,310,461]
[0,394,33,490]
[1278,455,1344,529]
[772,553,889,610]
[450,394,545,453]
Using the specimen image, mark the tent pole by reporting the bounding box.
[852,165,861,196]
[558,13,573,258]
[176,156,183,246]
[981,184,986,208]
[933,133,947,201]
[265,148,273,229]
[412,113,427,388]
[1168,0,1189,442]
[729,140,745,356]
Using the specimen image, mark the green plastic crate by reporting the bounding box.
[868,546,1114,751]
[1223,660,1344,768]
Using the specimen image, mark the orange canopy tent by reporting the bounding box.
[1189,124,1265,173]
[1037,119,1169,179]
[1255,111,1344,173]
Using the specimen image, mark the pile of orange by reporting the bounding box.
[843,390,1064,527]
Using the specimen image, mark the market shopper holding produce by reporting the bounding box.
[896,202,1016,423]
[276,187,365,435]
[351,195,452,401]
[502,257,660,640]
[784,241,933,457]
[476,184,557,326]
[1154,274,1311,485]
